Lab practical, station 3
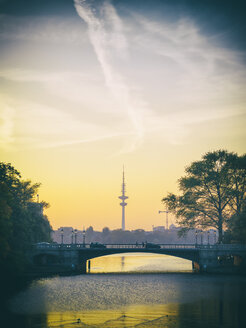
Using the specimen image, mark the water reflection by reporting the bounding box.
[121,256,125,271]
[9,273,246,328]
[89,253,192,273]
[6,255,246,328]
[9,293,246,328]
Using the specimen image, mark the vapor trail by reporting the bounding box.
[74,0,144,152]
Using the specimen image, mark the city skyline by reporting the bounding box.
[0,0,245,230]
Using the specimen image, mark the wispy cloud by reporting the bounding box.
[0,68,74,82]
[0,97,131,151]
[74,0,145,153]
[1,3,245,152]
[125,14,246,144]
[136,16,244,79]
[0,14,86,45]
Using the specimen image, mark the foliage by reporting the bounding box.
[224,203,246,244]
[0,162,52,287]
[162,150,246,243]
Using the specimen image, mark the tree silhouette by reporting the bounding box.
[0,162,52,293]
[162,150,246,243]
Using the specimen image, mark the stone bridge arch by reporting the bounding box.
[28,244,246,275]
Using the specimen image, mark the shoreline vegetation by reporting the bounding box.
[0,162,52,301]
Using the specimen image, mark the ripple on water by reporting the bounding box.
[8,274,246,328]
[10,273,246,314]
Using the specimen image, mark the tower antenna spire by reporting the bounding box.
[119,166,128,230]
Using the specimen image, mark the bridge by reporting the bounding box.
[27,243,246,276]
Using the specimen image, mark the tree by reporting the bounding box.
[225,203,246,244]
[162,150,246,243]
[227,154,246,214]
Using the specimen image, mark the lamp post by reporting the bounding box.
[61,228,64,245]
[82,227,86,247]
[71,229,74,244]
[207,230,210,245]
[195,230,198,246]
[74,229,77,244]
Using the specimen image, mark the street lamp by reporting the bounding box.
[71,229,74,244]
[207,230,210,245]
[61,228,64,245]
[74,229,77,244]
[82,227,86,247]
[195,230,198,246]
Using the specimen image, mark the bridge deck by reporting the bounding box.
[34,243,246,251]
[28,243,246,275]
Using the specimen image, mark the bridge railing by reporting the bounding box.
[33,243,197,250]
[33,243,246,251]
[196,244,246,250]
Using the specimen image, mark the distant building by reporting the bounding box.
[169,224,180,230]
[153,226,165,232]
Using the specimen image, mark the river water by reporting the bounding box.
[4,254,246,328]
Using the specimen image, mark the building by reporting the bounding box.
[118,167,128,230]
[152,226,165,232]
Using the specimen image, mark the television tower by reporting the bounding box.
[119,167,128,231]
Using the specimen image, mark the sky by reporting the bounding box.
[0,0,246,231]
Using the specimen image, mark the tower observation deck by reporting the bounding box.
[118,167,128,231]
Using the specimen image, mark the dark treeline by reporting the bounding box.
[0,162,52,298]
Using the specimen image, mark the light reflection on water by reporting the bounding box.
[89,253,192,273]
[46,304,179,327]
[8,255,246,328]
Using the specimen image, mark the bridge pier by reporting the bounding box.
[198,249,218,272]
[76,253,89,274]
[78,260,87,274]
[192,261,200,272]
[197,248,246,273]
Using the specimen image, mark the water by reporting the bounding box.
[89,253,192,273]
[3,254,246,327]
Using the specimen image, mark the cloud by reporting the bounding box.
[1,2,245,152]
[0,98,123,151]
[0,14,87,45]
[145,103,245,145]
[122,14,246,144]
[0,68,74,82]
[74,0,145,153]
